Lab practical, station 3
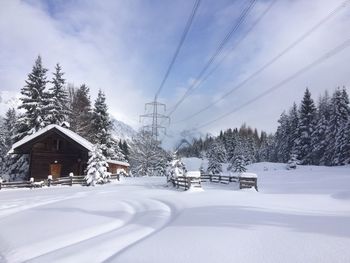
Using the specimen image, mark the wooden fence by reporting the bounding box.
[201,174,258,191]
[0,174,120,190]
[169,176,202,191]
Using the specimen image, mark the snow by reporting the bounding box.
[186,171,201,178]
[237,172,257,178]
[106,159,130,167]
[9,124,93,153]
[0,162,350,262]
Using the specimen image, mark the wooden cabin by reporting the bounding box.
[10,125,130,180]
[107,159,130,175]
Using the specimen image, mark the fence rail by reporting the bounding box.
[169,176,202,191]
[0,174,121,190]
[201,174,258,191]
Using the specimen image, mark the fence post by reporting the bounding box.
[69,173,74,186]
[30,177,34,189]
[47,175,52,187]
[209,174,212,182]
[0,177,2,190]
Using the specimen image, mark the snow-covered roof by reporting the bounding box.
[10,124,94,153]
[106,159,130,167]
[238,172,258,178]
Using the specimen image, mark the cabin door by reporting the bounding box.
[50,163,62,179]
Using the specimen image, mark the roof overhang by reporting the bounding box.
[10,125,93,154]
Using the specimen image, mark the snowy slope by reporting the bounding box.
[111,117,137,141]
[0,91,19,115]
[0,163,350,262]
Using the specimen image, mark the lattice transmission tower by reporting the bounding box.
[139,100,170,142]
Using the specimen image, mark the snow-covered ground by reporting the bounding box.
[0,162,350,263]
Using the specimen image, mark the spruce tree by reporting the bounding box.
[207,141,225,174]
[295,88,316,164]
[85,144,111,186]
[70,84,93,140]
[91,90,112,145]
[47,63,69,126]
[231,155,247,173]
[129,131,168,176]
[335,119,350,165]
[332,88,350,165]
[311,91,331,165]
[16,55,50,140]
[324,87,350,165]
[274,112,291,162]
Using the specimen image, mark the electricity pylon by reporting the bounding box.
[139,100,170,142]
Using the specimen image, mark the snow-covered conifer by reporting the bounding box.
[311,91,331,165]
[47,63,69,126]
[294,88,316,164]
[231,155,247,173]
[16,56,50,140]
[69,84,93,140]
[129,131,168,176]
[85,144,111,186]
[206,140,225,174]
[324,87,350,165]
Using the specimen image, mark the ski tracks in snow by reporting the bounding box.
[22,198,176,263]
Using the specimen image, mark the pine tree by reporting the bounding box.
[69,84,93,140]
[206,140,225,174]
[231,155,247,173]
[274,112,291,162]
[91,90,112,145]
[295,88,316,164]
[0,108,30,181]
[228,139,247,172]
[47,63,69,126]
[168,156,187,180]
[335,119,350,164]
[332,88,350,165]
[311,91,331,165]
[120,140,130,161]
[85,144,111,186]
[129,131,168,176]
[288,103,299,156]
[16,56,50,140]
[0,117,6,164]
[324,87,350,165]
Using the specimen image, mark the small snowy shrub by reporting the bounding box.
[229,155,247,173]
[85,144,111,186]
[167,158,187,182]
[287,154,298,170]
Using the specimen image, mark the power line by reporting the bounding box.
[195,38,350,130]
[177,0,350,123]
[167,0,257,117]
[141,0,200,141]
[154,0,201,100]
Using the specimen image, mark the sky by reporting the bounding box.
[0,0,350,142]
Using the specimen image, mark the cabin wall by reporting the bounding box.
[29,133,88,180]
[108,163,129,174]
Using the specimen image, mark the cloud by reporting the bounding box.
[0,0,349,141]
[167,0,350,135]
